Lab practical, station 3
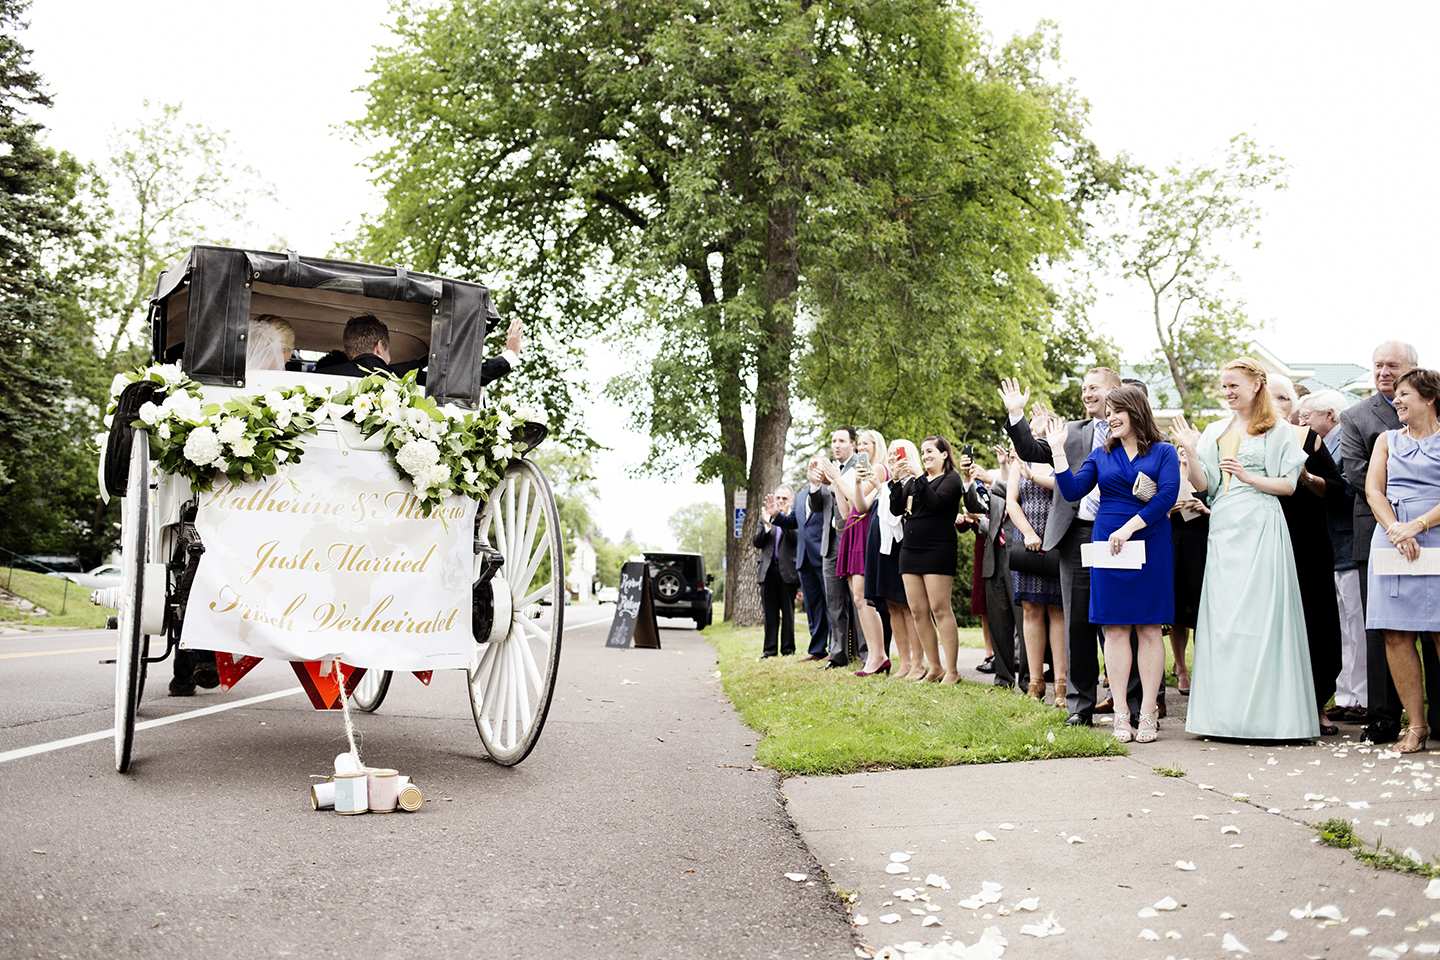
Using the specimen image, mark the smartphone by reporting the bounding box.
[895,447,907,462]
[857,451,870,471]
[962,443,974,460]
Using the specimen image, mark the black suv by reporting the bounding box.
[642,551,715,629]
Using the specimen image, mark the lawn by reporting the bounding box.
[0,567,116,629]
[706,620,1125,776]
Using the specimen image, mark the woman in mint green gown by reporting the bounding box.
[1172,358,1319,741]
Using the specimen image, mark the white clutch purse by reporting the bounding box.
[1132,471,1158,503]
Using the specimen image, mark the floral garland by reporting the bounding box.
[108,365,329,491]
[325,369,542,517]
[108,364,544,516]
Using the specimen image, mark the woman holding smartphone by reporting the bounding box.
[833,429,891,676]
[888,436,966,684]
[870,438,924,678]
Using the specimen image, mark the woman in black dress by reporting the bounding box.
[888,436,965,684]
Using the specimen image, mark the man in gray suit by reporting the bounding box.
[1340,339,1440,744]
[809,427,861,668]
[1000,368,1124,726]
[963,458,1021,688]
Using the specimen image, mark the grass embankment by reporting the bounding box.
[0,568,115,629]
[706,621,1125,776]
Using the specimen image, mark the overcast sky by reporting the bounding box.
[24,1,1438,550]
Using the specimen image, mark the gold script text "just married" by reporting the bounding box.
[241,540,438,585]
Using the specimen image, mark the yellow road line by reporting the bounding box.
[0,645,113,660]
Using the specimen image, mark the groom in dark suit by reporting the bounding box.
[1000,368,1141,727]
[754,486,801,658]
[1340,339,1440,744]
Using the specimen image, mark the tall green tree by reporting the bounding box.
[350,1,1118,624]
[1106,133,1287,415]
[667,501,726,601]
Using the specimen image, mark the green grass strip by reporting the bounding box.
[707,620,1126,776]
[1315,816,1440,879]
[0,567,115,629]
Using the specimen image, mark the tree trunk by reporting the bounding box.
[729,197,799,628]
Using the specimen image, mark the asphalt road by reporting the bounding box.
[0,613,857,960]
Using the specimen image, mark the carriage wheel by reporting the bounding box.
[351,669,393,712]
[468,459,564,765]
[114,429,150,773]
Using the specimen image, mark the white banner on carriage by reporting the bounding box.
[184,446,477,671]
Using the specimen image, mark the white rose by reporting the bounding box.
[216,417,246,444]
[263,391,284,411]
[168,393,204,423]
[395,437,441,478]
[462,468,479,485]
[156,363,185,385]
[183,426,222,466]
[110,373,131,397]
[137,401,161,425]
[230,437,256,458]
[157,422,171,440]
[496,421,512,440]
[273,408,293,429]
[491,444,513,461]
[212,457,229,472]
[103,413,114,428]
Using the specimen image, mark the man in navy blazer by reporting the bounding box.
[754,486,801,658]
[771,473,831,660]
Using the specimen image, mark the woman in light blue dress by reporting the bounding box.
[1172,357,1318,741]
[1366,369,1440,754]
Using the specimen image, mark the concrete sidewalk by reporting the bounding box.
[784,647,1440,959]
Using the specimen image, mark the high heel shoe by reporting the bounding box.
[1052,680,1067,709]
[1027,680,1045,702]
[1399,724,1431,754]
[1136,709,1160,743]
[1112,712,1133,743]
[856,659,891,677]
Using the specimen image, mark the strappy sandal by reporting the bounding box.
[1052,680,1067,709]
[1112,712,1133,743]
[1399,724,1431,754]
[1027,680,1045,702]
[1136,710,1160,743]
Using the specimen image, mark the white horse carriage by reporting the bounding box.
[102,245,563,772]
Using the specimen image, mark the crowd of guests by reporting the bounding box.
[752,338,1440,750]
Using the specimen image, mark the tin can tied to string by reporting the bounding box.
[333,770,369,815]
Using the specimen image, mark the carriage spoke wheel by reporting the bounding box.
[468,459,563,765]
[351,668,392,712]
[115,428,149,773]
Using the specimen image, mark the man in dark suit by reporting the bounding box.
[322,313,523,387]
[812,428,861,668]
[999,368,1129,726]
[771,471,830,661]
[1340,340,1440,744]
[754,486,801,658]
[963,462,1021,688]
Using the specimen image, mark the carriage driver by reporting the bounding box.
[321,313,524,388]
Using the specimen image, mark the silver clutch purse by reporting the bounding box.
[1132,471,1158,503]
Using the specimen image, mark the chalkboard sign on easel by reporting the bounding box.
[606,561,661,649]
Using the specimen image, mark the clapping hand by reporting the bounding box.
[763,493,778,519]
[806,458,824,486]
[998,376,1030,419]
[1044,417,1068,453]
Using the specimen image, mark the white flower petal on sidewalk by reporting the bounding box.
[1350,800,1372,809]
[1019,912,1065,938]
[1220,912,1235,919]
[895,889,918,901]
[1378,907,1398,917]
[1221,931,1252,954]
[1176,860,1196,871]
[1305,792,1326,801]
[974,831,997,842]
[958,899,983,910]
[921,916,942,928]
[909,908,926,916]
[785,873,807,881]
[885,863,910,874]
[1266,929,1288,942]
[852,916,868,926]
[1415,943,1440,954]
[1222,825,1241,835]
[1138,907,1160,918]
[925,875,949,890]
[1410,812,1436,826]
[1427,878,1440,900]
[1066,835,1084,844]
[1153,791,1166,797]
[1376,819,1393,827]
[1154,897,1179,911]
[1370,948,1402,960]
[1230,843,1246,848]
[1016,898,1039,911]
[1194,814,1210,820]
[1198,782,1215,789]
[1405,845,1426,861]
[879,913,901,924]
[1313,904,1344,920]
[998,823,1015,830]
[890,852,911,863]
[1139,929,1160,940]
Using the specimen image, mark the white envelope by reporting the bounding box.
[1080,540,1146,569]
[1372,547,1440,576]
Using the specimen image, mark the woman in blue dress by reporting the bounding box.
[1051,385,1180,743]
[1171,357,1318,742]
[1366,368,1440,754]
